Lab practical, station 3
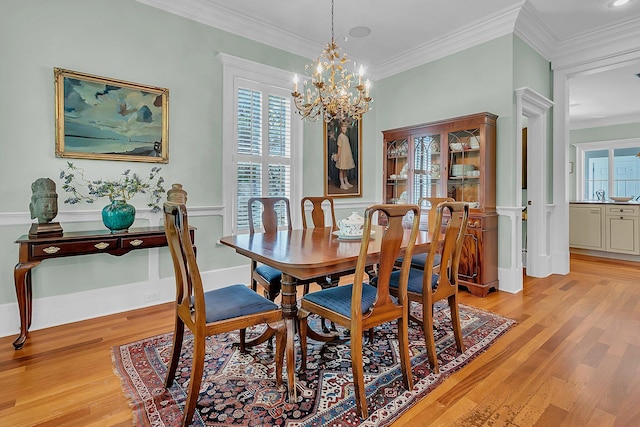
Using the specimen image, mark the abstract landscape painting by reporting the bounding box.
[55,68,168,163]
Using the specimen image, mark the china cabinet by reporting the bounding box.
[382,112,498,296]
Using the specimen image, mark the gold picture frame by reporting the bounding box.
[324,116,362,197]
[55,68,169,163]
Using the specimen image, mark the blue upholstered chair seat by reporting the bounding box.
[388,268,439,294]
[200,284,279,323]
[395,253,441,269]
[255,265,282,287]
[302,283,382,318]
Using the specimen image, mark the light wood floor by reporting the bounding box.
[1,254,639,426]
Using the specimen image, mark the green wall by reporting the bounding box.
[0,1,552,315]
[0,0,313,304]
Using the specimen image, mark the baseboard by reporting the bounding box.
[0,265,247,340]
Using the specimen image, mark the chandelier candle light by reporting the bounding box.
[292,0,372,122]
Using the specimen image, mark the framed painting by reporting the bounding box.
[324,116,362,197]
[54,68,169,163]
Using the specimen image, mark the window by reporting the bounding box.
[220,54,302,235]
[575,139,640,200]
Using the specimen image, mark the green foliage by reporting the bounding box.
[59,162,166,213]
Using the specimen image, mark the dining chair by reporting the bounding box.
[396,197,454,270]
[300,196,342,332]
[388,201,469,374]
[163,201,288,426]
[298,203,421,419]
[248,196,292,302]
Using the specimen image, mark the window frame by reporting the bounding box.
[574,137,640,200]
[220,53,303,235]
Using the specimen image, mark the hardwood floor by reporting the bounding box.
[1,254,639,426]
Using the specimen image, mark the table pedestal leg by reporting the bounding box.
[280,273,298,402]
[13,261,40,350]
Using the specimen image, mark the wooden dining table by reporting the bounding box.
[219,224,433,401]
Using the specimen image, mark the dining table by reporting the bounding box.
[219,224,433,401]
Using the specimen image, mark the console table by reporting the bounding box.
[12,226,195,349]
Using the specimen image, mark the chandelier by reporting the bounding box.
[291,0,372,122]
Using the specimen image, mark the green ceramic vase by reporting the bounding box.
[102,200,135,233]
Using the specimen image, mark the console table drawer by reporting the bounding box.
[31,238,119,258]
[121,234,167,249]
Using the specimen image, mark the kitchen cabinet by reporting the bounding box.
[569,204,604,250]
[605,204,640,255]
[570,203,640,256]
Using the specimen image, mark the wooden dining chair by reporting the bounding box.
[388,201,469,374]
[163,201,288,426]
[298,203,421,419]
[248,196,292,302]
[300,196,342,331]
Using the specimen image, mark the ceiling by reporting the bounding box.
[138,0,640,127]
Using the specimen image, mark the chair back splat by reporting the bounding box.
[301,196,337,229]
[298,203,421,419]
[249,196,292,234]
[164,200,291,425]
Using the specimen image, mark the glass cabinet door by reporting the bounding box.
[412,133,442,203]
[447,128,480,208]
[385,138,408,204]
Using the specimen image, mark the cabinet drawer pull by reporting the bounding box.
[43,246,61,254]
[129,239,144,247]
[94,242,110,250]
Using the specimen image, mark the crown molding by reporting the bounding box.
[372,3,524,80]
[135,0,321,60]
[552,17,640,71]
[512,1,556,61]
[138,0,525,80]
[137,0,640,84]
[570,112,640,130]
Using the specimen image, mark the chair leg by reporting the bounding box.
[448,294,465,353]
[239,328,246,353]
[182,331,206,427]
[298,309,310,372]
[269,320,285,390]
[423,301,439,374]
[350,326,368,419]
[397,315,414,391]
[165,317,185,388]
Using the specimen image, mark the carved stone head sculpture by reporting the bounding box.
[30,178,59,224]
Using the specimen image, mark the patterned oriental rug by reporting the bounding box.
[112,302,515,426]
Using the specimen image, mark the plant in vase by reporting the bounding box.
[59,162,166,232]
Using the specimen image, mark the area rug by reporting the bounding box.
[112,302,514,426]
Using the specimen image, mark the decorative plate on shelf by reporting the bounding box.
[610,196,633,202]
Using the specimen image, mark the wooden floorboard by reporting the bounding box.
[1,254,639,426]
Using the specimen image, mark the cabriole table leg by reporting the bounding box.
[13,261,40,350]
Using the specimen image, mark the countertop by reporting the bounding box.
[570,200,640,205]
